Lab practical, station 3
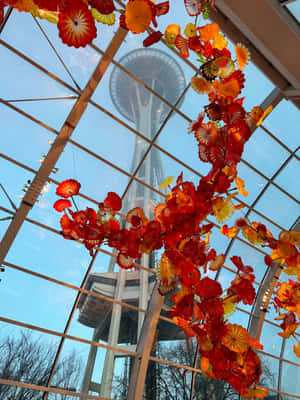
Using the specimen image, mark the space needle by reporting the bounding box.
[78,48,186,398]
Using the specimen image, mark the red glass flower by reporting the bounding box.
[56,179,81,198]
[53,199,72,212]
[58,0,97,48]
[196,277,223,298]
[104,192,122,211]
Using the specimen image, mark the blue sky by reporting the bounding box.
[0,3,300,396]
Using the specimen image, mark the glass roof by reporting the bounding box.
[281,0,300,23]
[0,3,300,400]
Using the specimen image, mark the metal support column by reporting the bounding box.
[127,282,164,400]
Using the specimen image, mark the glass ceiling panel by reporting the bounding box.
[54,142,130,203]
[0,321,61,385]
[1,10,102,91]
[286,0,300,23]
[235,162,268,205]
[259,355,279,391]
[2,265,77,332]
[53,340,126,398]
[243,126,289,178]
[0,156,34,210]
[154,113,211,177]
[6,221,92,286]
[274,156,300,201]
[0,46,77,130]
[255,184,300,228]
[1,10,77,89]
[0,104,55,170]
[263,98,300,150]
[260,323,284,357]
[281,361,300,396]
[71,103,144,174]
[225,240,268,282]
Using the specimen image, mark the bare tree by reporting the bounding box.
[112,341,239,400]
[112,341,276,400]
[0,331,81,400]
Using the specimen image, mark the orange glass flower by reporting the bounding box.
[209,254,225,271]
[243,387,268,399]
[199,22,219,42]
[191,76,211,94]
[164,24,180,47]
[222,323,249,353]
[124,0,152,34]
[213,79,240,99]
[235,43,250,70]
[294,343,300,359]
[235,177,248,197]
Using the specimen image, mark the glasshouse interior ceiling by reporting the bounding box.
[0,0,299,399]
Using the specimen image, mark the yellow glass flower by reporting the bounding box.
[213,196,234,224]
[184,23,196,38]
[223,296,237,318]
[235,43,250,70]
[157,254,177,282]
[38,10,58,24]
[222,323,249,353]
[165,24,180,47]
[158,176,174,189]
[91,8,115,25]
[212,33,228,50]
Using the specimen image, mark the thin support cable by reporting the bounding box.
[33,16,82,92]
[0,6,13,34]
[42,253,98,400]
[5,96,78,103]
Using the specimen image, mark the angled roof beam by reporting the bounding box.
[211,1,300,109]
[0,27,128,267]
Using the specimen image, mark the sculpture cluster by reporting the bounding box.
[4,0,300,398]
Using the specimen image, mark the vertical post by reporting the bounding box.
[99,269,127,397]
[127,282,164,400]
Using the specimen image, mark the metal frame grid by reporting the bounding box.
[0,3,299,400]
